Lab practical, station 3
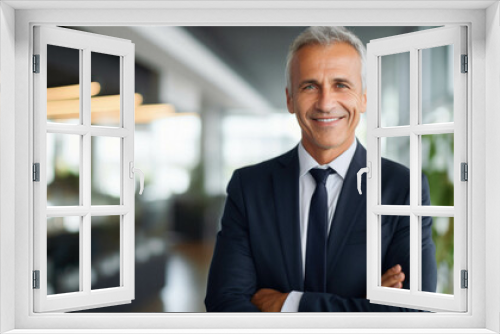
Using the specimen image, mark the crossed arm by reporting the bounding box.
[250,265,406,312]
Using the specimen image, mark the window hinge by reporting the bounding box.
[461,270,468,289]
[461,54,468,73]
[33,270,40,289]
[33,163,40,182]
[33,54,40,73]
[461,163,468,181]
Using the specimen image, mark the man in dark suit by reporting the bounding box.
[205,26,436,312]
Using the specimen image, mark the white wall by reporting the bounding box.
[485,2,500,333]
[0,2,16,333]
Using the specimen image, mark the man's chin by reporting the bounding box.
[315,141,346,151]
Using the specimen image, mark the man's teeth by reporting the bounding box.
[317,118,339,122]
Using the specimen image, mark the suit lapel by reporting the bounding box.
[272,147,303,291]
[327,143,367,273]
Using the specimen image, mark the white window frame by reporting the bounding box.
[33,26,136,313]
[365,26,467,312]
[1,1,498,333]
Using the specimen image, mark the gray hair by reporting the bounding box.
[285,26,366,94]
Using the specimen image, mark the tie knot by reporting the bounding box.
[310,168,334,185]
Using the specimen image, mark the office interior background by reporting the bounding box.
[45,26,454,312]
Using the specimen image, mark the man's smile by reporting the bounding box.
[311,115,346,125]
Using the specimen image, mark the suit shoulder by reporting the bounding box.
[380,157,411,204]
[381,157,410,181]
[381,157,409,173]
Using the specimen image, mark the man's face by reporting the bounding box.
[286,42,367,163]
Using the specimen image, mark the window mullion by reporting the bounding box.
[372,124,454,138]
[78,48,84,294]
[417,47,424,293]
[82,214,91,294]
[90,206,129,216]
[45,124,131,137]
[82,47,92,294]
[409,46,420,295]
[413,123,454,135]
[373,205,455,217]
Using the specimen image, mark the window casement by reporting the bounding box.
[33,26,138,312]
[364,26,467,312]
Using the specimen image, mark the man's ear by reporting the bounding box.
[286,88,294,115]
[360,89,367,114]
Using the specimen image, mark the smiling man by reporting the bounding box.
[205,26,436,312]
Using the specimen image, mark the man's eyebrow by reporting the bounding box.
[298,77,357,87]
[298,79,319,87]
[332,77,355,86]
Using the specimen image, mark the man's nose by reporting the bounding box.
[315,89,338,112]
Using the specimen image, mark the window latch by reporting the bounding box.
[357,162,371,195]
[129,162,144,195]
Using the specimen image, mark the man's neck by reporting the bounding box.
[302,137,356,165]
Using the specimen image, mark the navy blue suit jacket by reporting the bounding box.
[205,142,436,312]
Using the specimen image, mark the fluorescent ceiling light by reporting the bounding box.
[47,82,101,101]
[47,85,184,124]
[47,93,143,118]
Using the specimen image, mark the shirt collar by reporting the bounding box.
[298,139,358,180]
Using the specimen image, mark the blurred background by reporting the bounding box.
[45,26,454,312]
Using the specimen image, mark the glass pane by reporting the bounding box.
[91,137,121,205]
[421,45,454,124]
[421,216,453,294]
[380,215,410,290]
[91,216,121,290]
[47,133,80,206]
[381,136,410,205]
[47,45,80,124]
[421,133,454,206]
[91,52,121,127]
[381,52,410,127]
[47,216,80,295]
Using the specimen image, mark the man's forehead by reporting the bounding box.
[294,42,361,62]
[291,42,362,78]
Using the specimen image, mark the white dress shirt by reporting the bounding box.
[281,139,357,312]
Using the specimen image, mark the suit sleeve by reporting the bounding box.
[205,170,260,312]
[420,174,438,293]
[298,173,437,312]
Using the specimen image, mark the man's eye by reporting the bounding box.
[303,84,316,90]
[336,83,348,89]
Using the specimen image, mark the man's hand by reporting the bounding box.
[251,288,290,312]
[252,266,403,311]
[381,264,405,288]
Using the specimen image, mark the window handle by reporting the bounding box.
[357,162,371,195]
[129,162,144,195]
